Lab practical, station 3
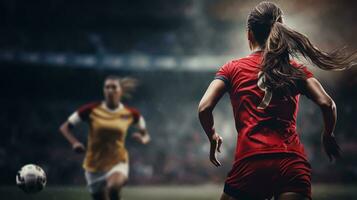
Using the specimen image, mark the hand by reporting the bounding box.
[209,133,223,167]
[72,142,86,154]
[322,134,341,162]
[132,132,143,143]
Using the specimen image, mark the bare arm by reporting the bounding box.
[59,121,85,153]
[132,116,151,145]
[198,79,227,166]
[132,128,150,145]
[303,78,341,161]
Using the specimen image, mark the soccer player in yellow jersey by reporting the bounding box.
[59,75,150,200]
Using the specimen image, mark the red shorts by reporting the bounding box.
[224,153,311,200]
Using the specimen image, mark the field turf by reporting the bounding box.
[1,184,357,200]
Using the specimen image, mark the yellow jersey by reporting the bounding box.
[69,102,141,172]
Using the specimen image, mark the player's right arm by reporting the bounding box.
[59,111,86,153]
[199,61,232,167]
[303,77,341,161]
[198,79,226,167]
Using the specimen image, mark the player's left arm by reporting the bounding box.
[303,77,341,161]
[198,79,226,167]
[131,115,151,145]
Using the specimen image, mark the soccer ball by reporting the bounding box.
[16,164,47,193]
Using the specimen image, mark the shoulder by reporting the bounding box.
[215,58,247,84]
[239,52,263,66]
[221,59,242,69]
[78,102,101,112]
[290,60,314,78]
[124,105,140,114]
[220,54,258,70]
[77,102,101,118]
[217,56,255,75]
[124,105,141,123]
[216,59,242,76]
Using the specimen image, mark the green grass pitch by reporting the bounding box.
[1,184,357,200]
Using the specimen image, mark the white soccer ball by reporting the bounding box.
[16,164,47,193]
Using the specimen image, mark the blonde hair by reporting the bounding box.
[105,75,138,99]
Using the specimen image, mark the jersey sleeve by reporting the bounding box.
[291,61,315,95]
[127,107,146,129]
[215,61,233,89]
[291,60,314,79]
[300,66,314,79]
[68,111,82,126]
[68,102,99,125]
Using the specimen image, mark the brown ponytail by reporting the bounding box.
[248,1,357,94]
[119,77,138,98]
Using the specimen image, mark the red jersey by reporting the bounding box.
[215,51,313,162]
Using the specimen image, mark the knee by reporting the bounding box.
[106,173,127,191]
[107,182,123,192]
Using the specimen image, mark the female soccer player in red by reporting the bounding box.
[198,2,356,200]
[59,76,150,200]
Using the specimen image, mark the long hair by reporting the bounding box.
[105,75,138,99]
[247,1,357,94]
